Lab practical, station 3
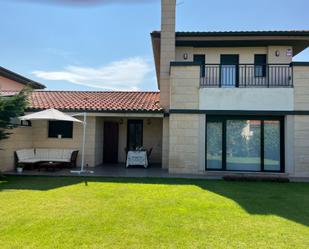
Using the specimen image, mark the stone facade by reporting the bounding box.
[293,116,309,177]
[170,65,200,109]
[159,0,176,170]
[294,66,309,110]
[293,66,309,177]
[0,126,33,171]
[169,114,205,174]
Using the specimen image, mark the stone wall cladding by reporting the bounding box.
[170,65,200,110]
[294,66,309,110]
[294,115,309,177]
[293,67,309,177]
[169,114,205,174]
[0,126,33,171]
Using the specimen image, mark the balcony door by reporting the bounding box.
[220,55,239,87]
[193,54,206,77]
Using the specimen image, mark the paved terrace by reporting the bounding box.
[4,164,303,181]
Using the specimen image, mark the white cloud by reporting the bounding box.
[32,57,153,91]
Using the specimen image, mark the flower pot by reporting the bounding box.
[17,167,23,173]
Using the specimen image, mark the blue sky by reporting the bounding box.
[0,0,308,91]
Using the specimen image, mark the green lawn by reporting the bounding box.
[0,176,308,249]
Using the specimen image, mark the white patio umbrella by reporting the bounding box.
[19,108,83,123]
[19,108,92,174]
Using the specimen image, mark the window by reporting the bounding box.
[206,116,283,172]
[127,120,143,150]
[48,121,73,138]
[254,54,267,77]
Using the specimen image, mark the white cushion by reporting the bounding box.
[48,149,64,160]
[48,158,71,163]
[19,159,41,164]
[16,148,75,163]
[35,149,49,160]
[16,149,35,161]
[62,150,73,160]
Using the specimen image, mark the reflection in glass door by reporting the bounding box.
[206,121,223,169]
[220,55,239,87]
[264,121,281,171]
[226,120,261,171]
[221,65,237,87]
[206,116,284,172]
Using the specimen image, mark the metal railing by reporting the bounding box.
[200,64,293,88]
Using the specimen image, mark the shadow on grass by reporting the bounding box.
[1,175,309,227]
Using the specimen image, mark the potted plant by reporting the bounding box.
[16,164,25,173]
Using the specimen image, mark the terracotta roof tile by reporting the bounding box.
[23,91,162,112]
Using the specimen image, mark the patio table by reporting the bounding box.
[38,161,63,172]
[126,151,148,168]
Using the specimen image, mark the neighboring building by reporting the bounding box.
[0,66,45,91]
[1,0,309,179]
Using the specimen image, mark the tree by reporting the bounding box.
[0,90,28,141]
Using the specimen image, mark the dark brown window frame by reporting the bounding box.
[127,119,144,151]
[48,121,73,139]
[205,115,285,173]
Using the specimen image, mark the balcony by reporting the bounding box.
[200,64,293,88]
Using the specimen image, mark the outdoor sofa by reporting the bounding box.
[15,148,79,170]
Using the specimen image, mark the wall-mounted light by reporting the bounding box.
[147,119,151,125]
[183,53,188,60]
[286,48,292,57]
[119,118,124,125]
[275,50,280,57]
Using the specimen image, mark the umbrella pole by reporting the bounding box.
[71,112,93,174]
[81,112,86,172]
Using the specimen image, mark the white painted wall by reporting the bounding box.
[175,46,292,64]
[199,88,294,111]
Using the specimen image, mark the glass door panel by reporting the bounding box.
[264,121,281,171]
[206,121,223,169]
[220,54,239,87]
[221,65,237,87]
[226,120,261,171]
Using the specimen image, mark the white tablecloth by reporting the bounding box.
[126,151,148,168]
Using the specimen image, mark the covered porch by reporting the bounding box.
[0,91,166,174]
[6,113,164,172]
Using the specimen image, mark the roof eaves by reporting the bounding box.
[176,31,309,37]
[26,107,164,113]
[0,66,46,89]
[151,30,309,38]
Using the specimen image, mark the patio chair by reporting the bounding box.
[147,148,153,165]
[124,147,128,160]
[68,150,79,168]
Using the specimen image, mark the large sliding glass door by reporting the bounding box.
[206,116,284,172]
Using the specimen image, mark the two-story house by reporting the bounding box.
[1,0,309,180]
[151,0,309,178]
